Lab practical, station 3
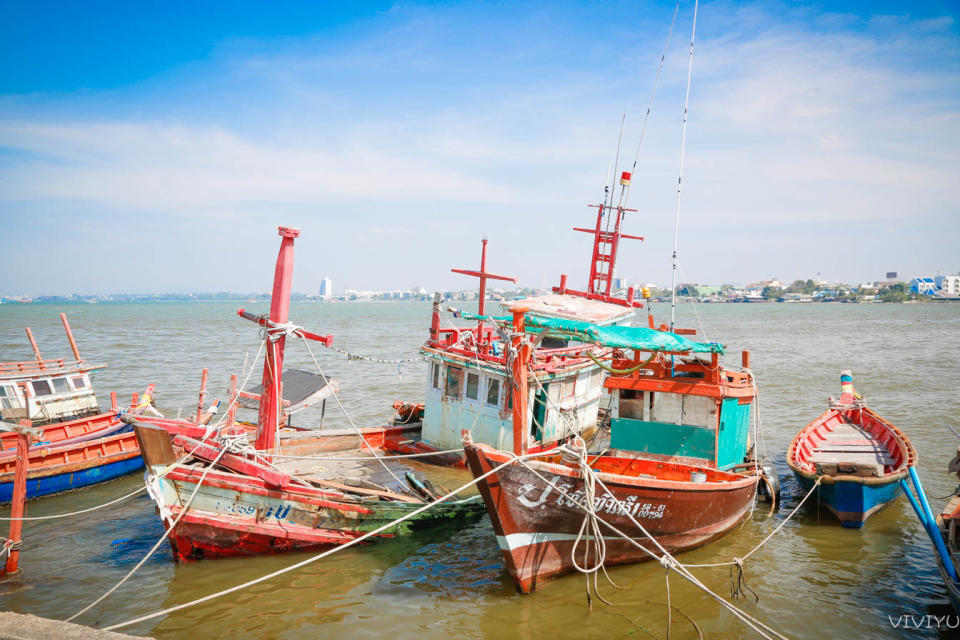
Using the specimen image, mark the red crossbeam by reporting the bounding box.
[451,237,516,316]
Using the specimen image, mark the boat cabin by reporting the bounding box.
[0,315,105,425]
[605,348,756,471]
[420,294,631,452]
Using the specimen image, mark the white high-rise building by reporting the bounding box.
[319,277,333,299]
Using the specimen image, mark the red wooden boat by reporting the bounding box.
[787,371,916,527]
[464,440,758,593]
[0,315,157,502]
[132,226,483,562]
[463,304,762,593]
[0,314,106,426]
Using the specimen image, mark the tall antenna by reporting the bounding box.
[670,0,698,331]
[622,1,680,208]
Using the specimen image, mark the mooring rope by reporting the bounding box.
[66,443,232,623]
[513,455,790,640]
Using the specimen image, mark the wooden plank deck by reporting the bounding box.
[808,422,893,473]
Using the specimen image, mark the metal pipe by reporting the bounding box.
[906,469,959,582]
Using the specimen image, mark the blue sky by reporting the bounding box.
[1,1,958,295]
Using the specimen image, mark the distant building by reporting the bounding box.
[319,277,333,299]
[913,274,960,297]
[911,277,938,295]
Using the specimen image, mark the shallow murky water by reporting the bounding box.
[0,300,958,639]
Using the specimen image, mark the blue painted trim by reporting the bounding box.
[794,471,901,527]
[0,456,144,503]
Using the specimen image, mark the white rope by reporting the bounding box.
[297,334,411,492]
[67,443,231,623]
[513,457,788,640]
[0,485,146,521]
[682,476,822,569]
[100,447,557,632]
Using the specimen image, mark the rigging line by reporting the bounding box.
[670,0,699,331]
[677,262,709,343]
[624,0,681,208]
[297,333,412,493]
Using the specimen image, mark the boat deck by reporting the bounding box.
[275,449,467,499]
[808,421,893,477]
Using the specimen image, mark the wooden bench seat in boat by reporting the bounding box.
[807,423,892,477]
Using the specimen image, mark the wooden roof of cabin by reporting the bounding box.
[502,294,634,325]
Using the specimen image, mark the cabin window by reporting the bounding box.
[465,372,479,400]
[31,380,52,397]
[486,378,500,405]
[445,365,463,397]
[52,377,70,393]
[431,363,441,389]
[0,385,19,410]
[649,392,715,428]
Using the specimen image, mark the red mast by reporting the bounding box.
[575,200,644,297]
[255,226,300,452]
[451,237,516,316]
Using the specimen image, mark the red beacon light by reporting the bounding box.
[619,171,632,186]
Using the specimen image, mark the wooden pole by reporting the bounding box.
[4,421,34,575]
[196,368,209,422]
[510,307,531,456]
[110,391,118,412]
[227,374,238,428]
[60,313,82,362]
[24,328,43,368]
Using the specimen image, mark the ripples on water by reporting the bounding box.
[0,301,958,639]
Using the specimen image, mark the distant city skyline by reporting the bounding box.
[1,2,958,296]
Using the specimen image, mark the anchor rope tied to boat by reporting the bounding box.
[562,437,622,607]
[513,456,790,640]
[682,475,823,570]
[67,443,232,624]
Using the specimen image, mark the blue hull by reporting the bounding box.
[0,456,144,503]
[794,472,902,528]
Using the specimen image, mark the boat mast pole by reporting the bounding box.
[255,226,300,453]
[510,307,531,456]
[670,0,698,331]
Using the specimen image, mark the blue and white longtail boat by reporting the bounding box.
[787,371,916,528]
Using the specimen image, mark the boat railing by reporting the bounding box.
[0,358,87,376]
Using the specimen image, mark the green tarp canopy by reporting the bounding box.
[454,310,723,354]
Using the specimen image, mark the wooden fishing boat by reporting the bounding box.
[383,209,647,464]
[787,371,916,527]
[0,314,105,426]
[132,226,484,562]
[464,305,763,593]
[0,427,142,503]
[936,488,960,611]
[0,314,158,502]
[465,440,758,593]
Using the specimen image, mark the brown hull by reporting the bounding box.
[465,443,759,593]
